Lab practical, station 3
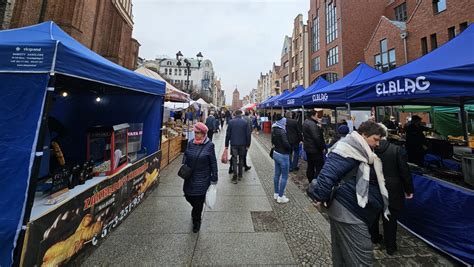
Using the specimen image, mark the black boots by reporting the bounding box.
[193,221,201,233]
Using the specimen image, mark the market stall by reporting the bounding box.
[0,22,166,266]
[345,24,474,264]
[134,67,191,169]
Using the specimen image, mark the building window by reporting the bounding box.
[460,22,468,32]
[433,0,446,13]
[284,60,289,68]
[188,69,191,75]
[312,13,320,52]
[327,46,339,66]
[174,69,178,75]
[164,68,168,75]
[448,26,456,40]
[184,69,187,75]
[167,61,172,66]
[421,37,428,55]
[323,73,338,83]
[283,75,289,82]
[179,69,182,76]
[430,33,438,50]
[312,57,320,73]
[374,39,396,72]
[325,1,337,44]
[394,3,407,21]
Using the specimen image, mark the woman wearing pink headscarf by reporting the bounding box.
[182,122,218,232]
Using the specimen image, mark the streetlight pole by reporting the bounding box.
[176,51,203,94]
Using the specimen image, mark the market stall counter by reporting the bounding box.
[0,22,166,266]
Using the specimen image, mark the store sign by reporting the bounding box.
[312,93,329,102]
[287,99,295,105]
[0,45,54,71]
[21,152,161,267]
[375,76,431,97]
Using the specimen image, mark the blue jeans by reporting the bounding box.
[273,151,289,197]
[289,145,299,170]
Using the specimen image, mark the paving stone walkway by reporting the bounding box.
[83,128,457,266]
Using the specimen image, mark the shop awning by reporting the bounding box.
[135,66,190,102]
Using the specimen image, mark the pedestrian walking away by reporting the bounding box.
[404,115,430,167]
[225,109,251,184]
[205,111,217,141]
[242,111,253,171]
[369,124,414,255]
[271,114,291,204]
[182,122,218,233]
[307,120,389,266]
[285,111,302,172]
[303,109,326,183]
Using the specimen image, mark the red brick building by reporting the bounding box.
[9,0,139,70]
[307,0,386,84]
[365,0,473,71]
[232,88,243,110]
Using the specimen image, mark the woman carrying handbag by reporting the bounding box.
[271,114,291,204]
[182,122,218,233]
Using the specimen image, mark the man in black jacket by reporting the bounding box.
[405,115,429,166]
[303,109,326,183]
[285,111,302,172]
[370,127,414,255]
[225,110,251,183]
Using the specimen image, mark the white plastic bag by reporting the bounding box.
[205,184,217,209]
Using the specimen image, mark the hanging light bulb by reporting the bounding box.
[61,91,68,97]
[96,96,102,102]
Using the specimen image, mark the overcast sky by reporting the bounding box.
[132,0,308,104]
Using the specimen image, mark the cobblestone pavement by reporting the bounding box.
[253,132,458,266]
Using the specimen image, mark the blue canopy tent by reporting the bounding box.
[0,22,165,266]
[347,24,474,106]
[346,25,474,265]
[281,85,304,108]
[286,78,330,108]
[269,89,291,107]
[257,96,272,109]
[301,63,381,107]
[263,95,279,108]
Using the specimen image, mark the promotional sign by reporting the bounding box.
[375,76,431,97]
[20,152,161,267]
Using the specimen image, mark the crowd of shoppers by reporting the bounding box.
[182,107,414,265]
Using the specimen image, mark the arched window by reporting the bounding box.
[167,61,171,66]
[164,68,168,75]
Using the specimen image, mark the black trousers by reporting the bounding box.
[231,145,246,176]
[306,152,324,183]
[369,208,399,251]
[207,130,214,141]
[185,195,206,224]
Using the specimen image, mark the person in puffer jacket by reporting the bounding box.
[307,121,389,266]
[182,122,218,233]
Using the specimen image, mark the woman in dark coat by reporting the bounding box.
[182,122,218,233]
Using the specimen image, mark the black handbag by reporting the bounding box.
[269,147,274,159]
[324,166,358,208]
[178,143,205,180]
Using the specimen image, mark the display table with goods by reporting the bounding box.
[160,126,183,169]
[0,22,166,266]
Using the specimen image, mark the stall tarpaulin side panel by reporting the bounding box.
[398,174,474,265]
[0,73,50,266]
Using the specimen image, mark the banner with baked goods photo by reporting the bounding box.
[20,151,161,267]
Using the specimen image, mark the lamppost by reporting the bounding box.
[176,51,203,93]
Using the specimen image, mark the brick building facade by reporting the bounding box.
[290,14,309,89]
[365,0,473,71]
[232,88,243,110]
[308,0,386,84]
[279,36,291,91]
[9,0,139,70]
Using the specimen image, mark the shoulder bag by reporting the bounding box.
[178,143,205,180]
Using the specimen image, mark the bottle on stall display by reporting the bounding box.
[69,165,81,189]
[78,164,86,185]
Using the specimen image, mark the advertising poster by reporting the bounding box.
[21,152,161,267]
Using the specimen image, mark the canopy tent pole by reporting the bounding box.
[302,105,305,127]
[271,107,273,123]
[334,107,338,130]
[460,98,469,143]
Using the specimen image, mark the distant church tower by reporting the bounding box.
[232,88,242,110]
